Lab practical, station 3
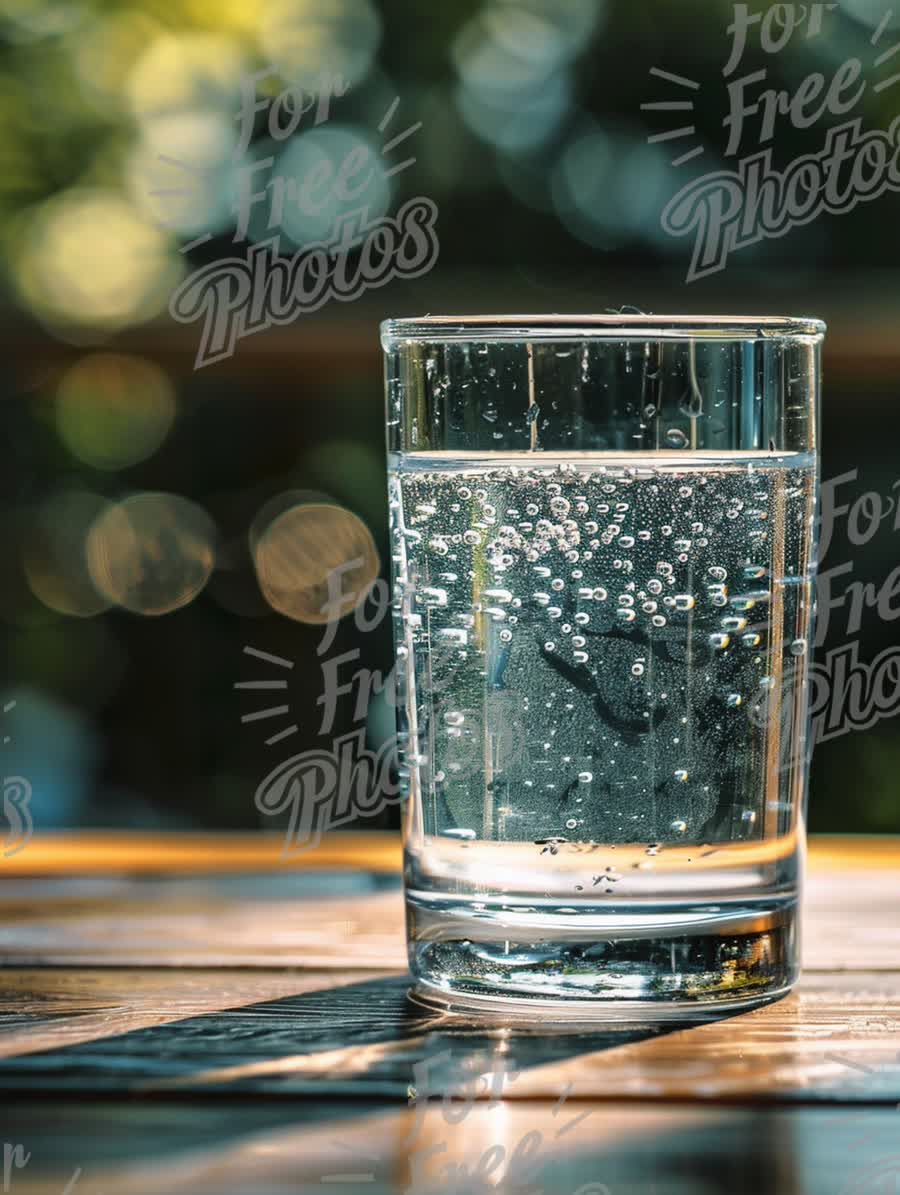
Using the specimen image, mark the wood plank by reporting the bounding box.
[0,831,403,875]
[2,1101,899,1195]
[0,969,392,1060]
[0,969,899,1102]
[0,880,407,968]
[0,831,896,875]
[0,846,896,970]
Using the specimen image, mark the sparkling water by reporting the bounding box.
[390,450,816,1008]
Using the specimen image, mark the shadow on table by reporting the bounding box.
[0,974,740,1098]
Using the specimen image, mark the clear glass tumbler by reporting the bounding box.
[383,314,822,1017]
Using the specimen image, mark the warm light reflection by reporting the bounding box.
[15,189,182,332]
[23,490,112,619]
[55,353,177,471]
[251,499,379,624]
[86,493,217,616]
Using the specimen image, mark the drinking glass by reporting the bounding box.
[382,314,823,1017]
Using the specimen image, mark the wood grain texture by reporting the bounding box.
[0,836,895,1105]
[0,836,896,970]
[3,1101,899,1195]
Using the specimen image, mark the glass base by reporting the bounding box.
[406,893,798,1021]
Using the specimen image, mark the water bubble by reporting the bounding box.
[709,632,731,650]
[574,612,589,625]
[631,662,645,677]
[396,645,409,659]
[673,594,695,611]
[565,818,578,830]
[666,428,689,448]
[742,631,761,648]
[647,578,662,595]
[722,616,747,631]
[463,530,481,546]
[444,827,477,840]
[458,486,472,500]
[726,693,743,707]
[548,606,562,619]
[573,650,589,663]
[544,641,556,652]
[578,771,593,784]
[618,594,635,607]
[674,769,689,782]
[741,809,757,828]
[551,578,565,591]
[593,587,608,601]
[670,819,687,834]
[651,614,667,627]
[789,639,807,656]
[444,711,465,727]
[420,587,448,607]
[499,628,512,643]
[616,608,636,624]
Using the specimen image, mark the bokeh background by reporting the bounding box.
[0,0,897,835]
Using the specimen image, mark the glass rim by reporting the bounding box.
[381,313,826,345]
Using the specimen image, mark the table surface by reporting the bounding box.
[1,832,899,1195]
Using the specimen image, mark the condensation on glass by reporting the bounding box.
[383,314,823,1018]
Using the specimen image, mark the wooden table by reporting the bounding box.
[1,833,898,1194]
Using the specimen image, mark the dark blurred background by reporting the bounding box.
[0,0,897,836]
